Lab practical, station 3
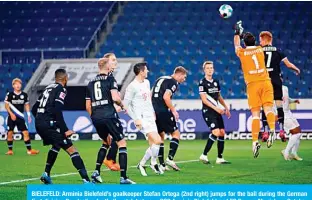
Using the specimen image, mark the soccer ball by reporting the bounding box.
[219,4,233,19]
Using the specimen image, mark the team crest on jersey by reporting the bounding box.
[13,95,15,98]
[214,82,217,86]
[208,83,210,86]
[20,95,24,99]
[210,123,215,128]
[59,92,66,100]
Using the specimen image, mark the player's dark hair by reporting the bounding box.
[133,62,147,75]
[55,69,67,80]
[243,32,256,46]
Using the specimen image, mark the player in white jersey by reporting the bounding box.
[280,81,303,161]
[124,62,163,176]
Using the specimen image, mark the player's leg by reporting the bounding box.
[43,145,60,179]
[261,110,269,142]
[283,118,302,161]
[148,131,162,174]
[290,127,303,161]
[5,118,14,155]
[158,131,168,171]
[262,80,276,148]
[216,126,230,164]
[200,128,219,163]
[273,83,286,142]
[17,119,39,154]
[108,119,135,184]
[246,82,262,157]
[104,137,119,171]
[64,144,90,183]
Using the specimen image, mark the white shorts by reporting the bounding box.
[141,118,158,136]
[284,117,300,133]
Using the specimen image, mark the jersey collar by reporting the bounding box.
[13,91,22,95]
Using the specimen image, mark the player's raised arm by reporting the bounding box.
[283,58,300,75]
[233,21,244,55]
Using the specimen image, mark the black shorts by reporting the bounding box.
[92,118,124,142]
[272,82,283,101]
[7,117,28,132]
[155,112,178,134]
[35,123,73,150]
[202,111,225,131]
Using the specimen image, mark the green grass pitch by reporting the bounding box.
[0,140,311,199]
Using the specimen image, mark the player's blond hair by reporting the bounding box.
[103,53,115,59]
[260,31,273,42]
[202,61,214,69]
[12,78,22,86]
[174,66,187,74]
[97,57,109,70]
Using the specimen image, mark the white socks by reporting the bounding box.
[140,147,152,166]
[285,133,301,155]
[150,144,160,166]
[291,133,302,156]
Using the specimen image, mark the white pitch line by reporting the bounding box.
[0,159,199,185]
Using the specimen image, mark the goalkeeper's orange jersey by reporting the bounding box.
[236,46,270,85]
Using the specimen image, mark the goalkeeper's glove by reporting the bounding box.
[234,20,244,37]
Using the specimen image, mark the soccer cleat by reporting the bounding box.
[261,132,269,142]
[289,154,303,161]
[27,149,39,155]
[279,130,287,142]
[159,164,170,172]
[120,177,136,184]
[150,164,163,175]
[281,150,290,161]
[137,164,148,176]
[199,154,210,164]
[91,170,103,183]
[104,159,120,171]
[5,150,14,155]
[216,157,231,164]
[267,130,275,148]
[83,179,94,184]
[252,142,261,158]
[165,158,180,171]
[40,172,52,184]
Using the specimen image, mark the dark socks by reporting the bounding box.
[45,147,60,176]
[203,134,217,155]
[119,147,128,179]
[158,143,164,165]
[7,140,13,150]
[106,140,118,161]
[70,152,90,181]
[217,136,225,158]
[95,144,109,173]
[24,140,31,150]
[168,138,179,160]
[277,107,285,130]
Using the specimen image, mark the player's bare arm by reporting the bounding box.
[111,90,124,109]
[283,58,300,75]
[163,90,179,120]
[218,93,231,118]
[25,103,32,123]
[4,102,16,121]
[199,93,224,115]
[85,99,92,115]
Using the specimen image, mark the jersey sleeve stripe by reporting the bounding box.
[206,94,218,107]
[55,99,64,104]
[281,57,287,62]
[85,97,90,100]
